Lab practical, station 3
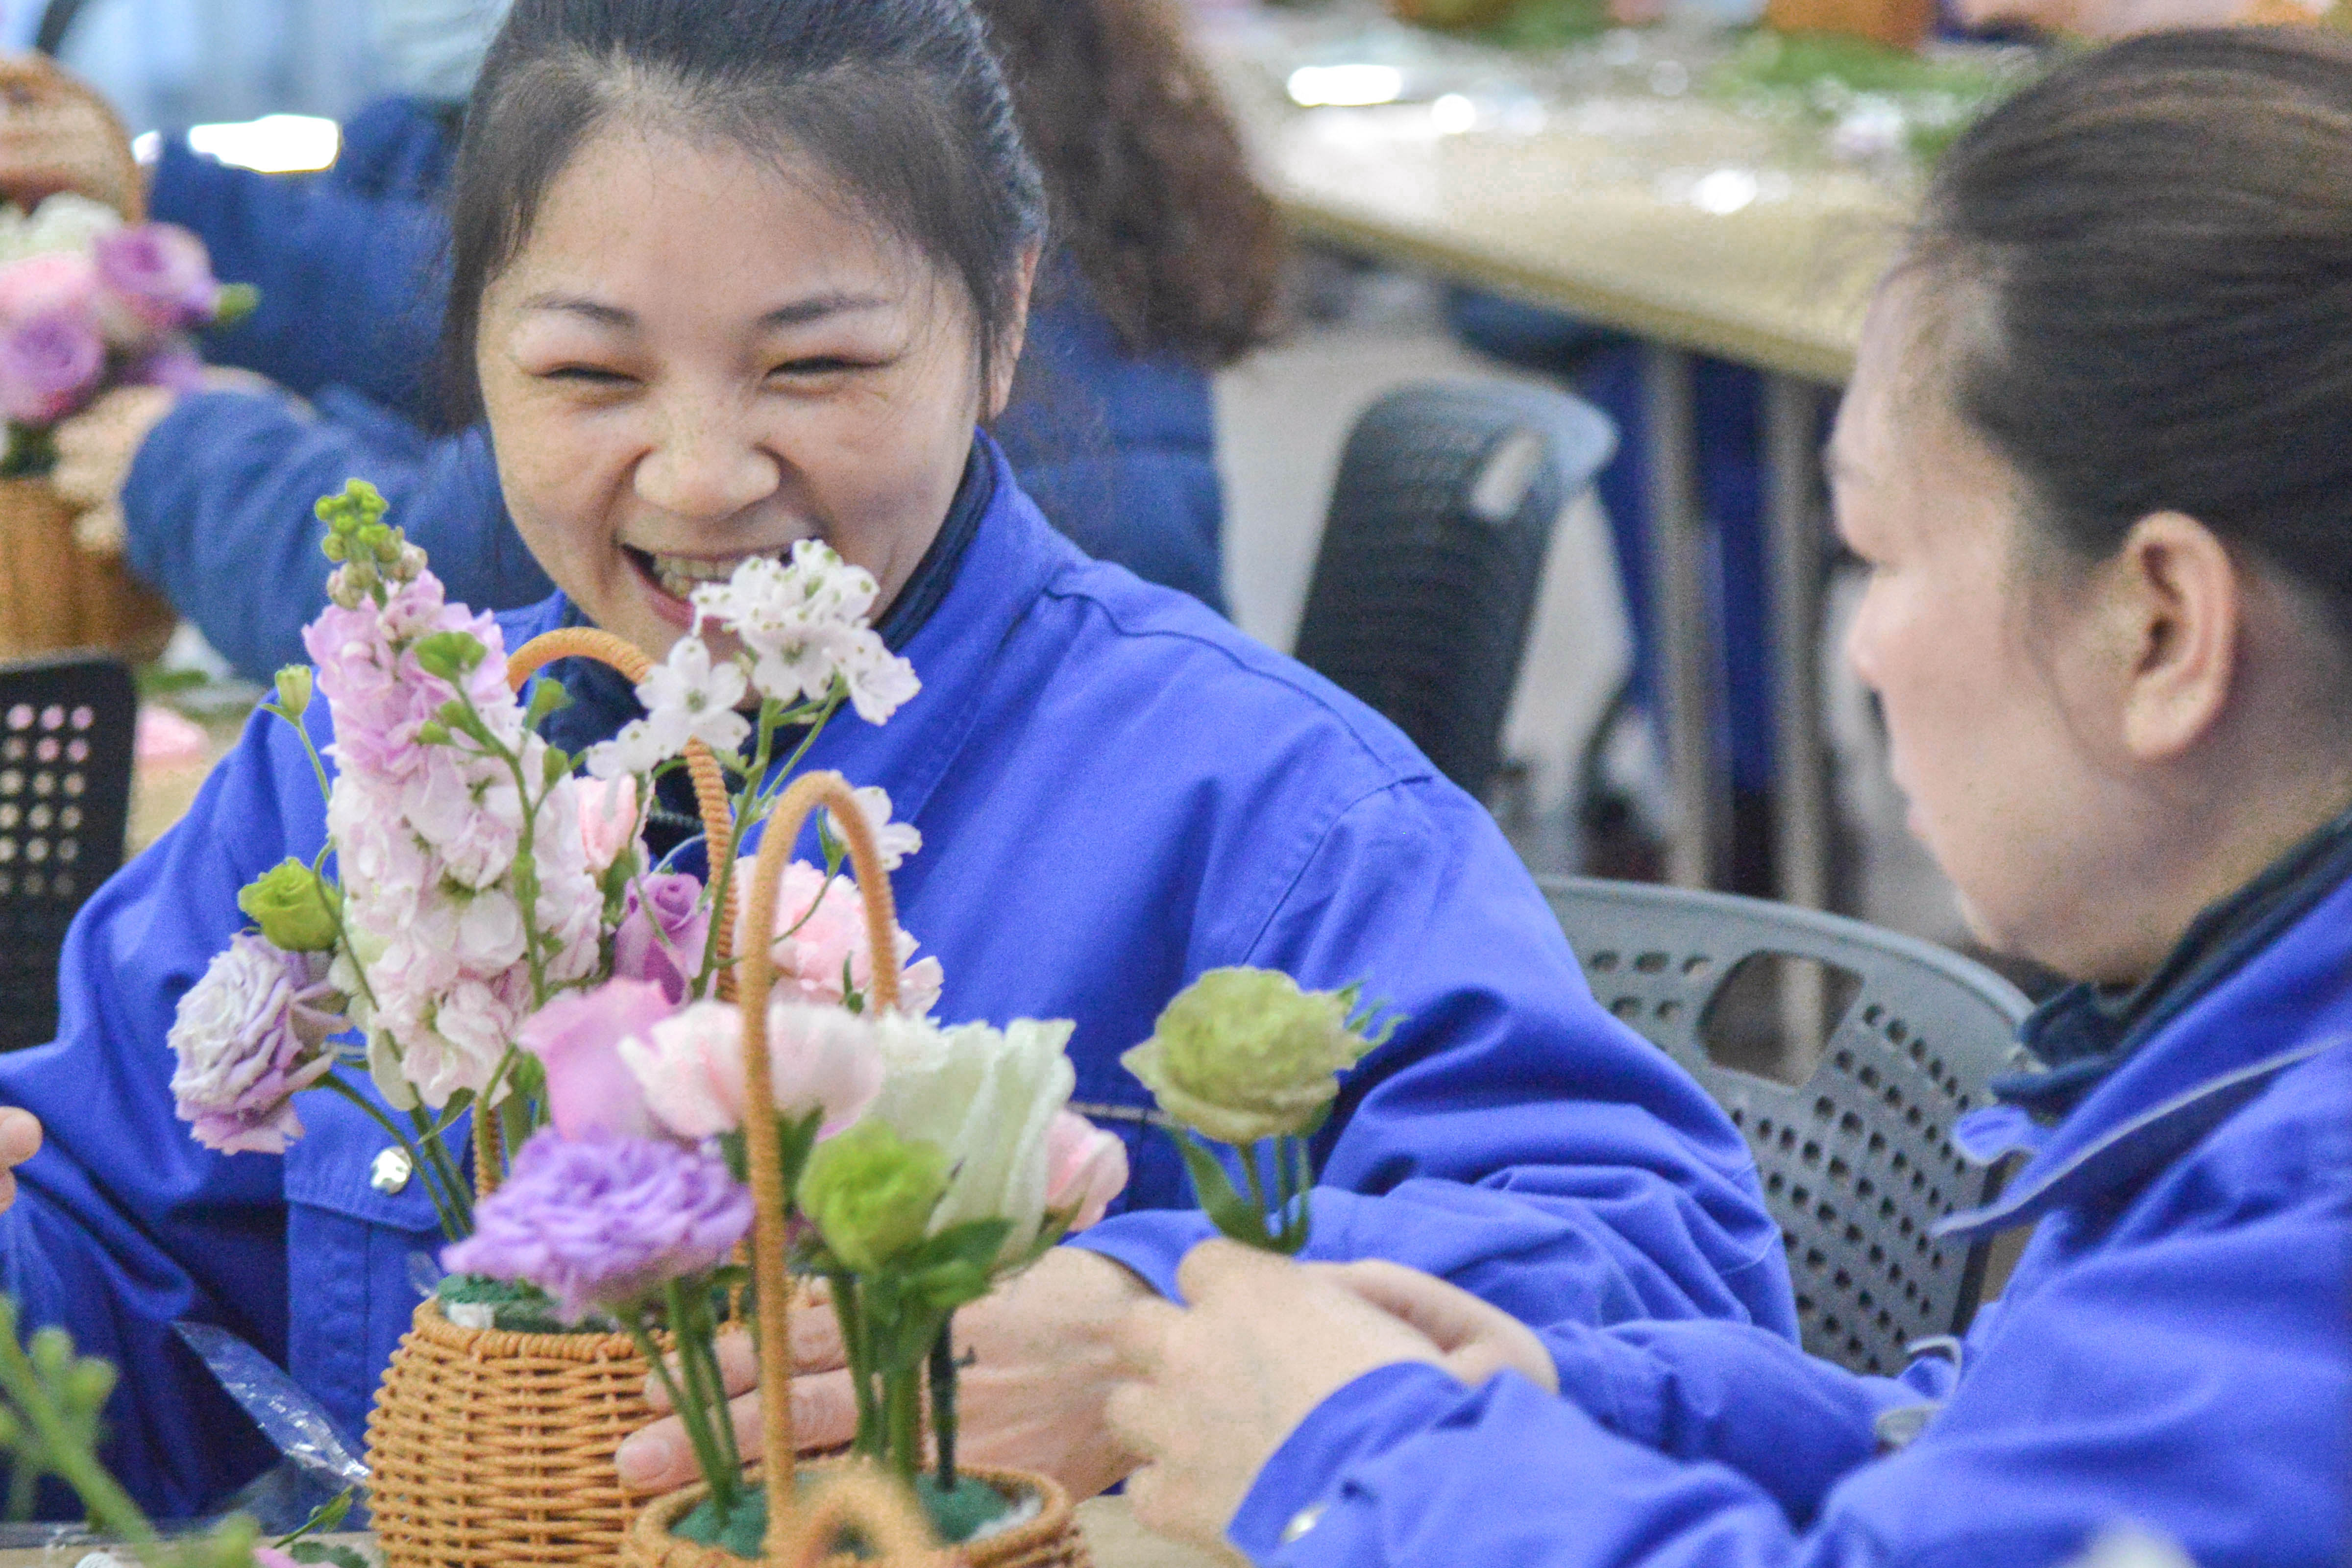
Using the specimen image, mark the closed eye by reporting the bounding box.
[543,365,635,385]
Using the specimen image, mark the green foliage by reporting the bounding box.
[237,859,342,952]
[211,284,261,331]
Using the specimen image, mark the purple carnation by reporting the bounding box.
[442,1130,752,1320]
[94,223,220,331]
[0,309,103,425]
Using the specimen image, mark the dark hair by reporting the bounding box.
[441,0,1048,414]
[1914,27,2352,638]
[976,0,1285,367]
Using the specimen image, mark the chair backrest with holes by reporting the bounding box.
[1291,381,1617,802]
[0,656,134,1052]
[1543,876,2035,1375]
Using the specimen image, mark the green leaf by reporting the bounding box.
[773,1105,827,1196]
[210,282,261,329]
[524,677,573,732]
[1174,1133,1275,1251]
[289,1543,370,1568]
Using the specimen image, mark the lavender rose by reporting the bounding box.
[168,936,344,1155]
[441,1130,752,1320]
[0,309,103,424]
[93,223,220,331]
[611,871,709,1004]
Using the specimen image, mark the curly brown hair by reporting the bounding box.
[977,0,1288,368]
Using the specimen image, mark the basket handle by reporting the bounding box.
[737,769,907,1557]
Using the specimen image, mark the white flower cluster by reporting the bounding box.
[310,572,603,1110]
[587,541,919,780]
[0,194,120,266]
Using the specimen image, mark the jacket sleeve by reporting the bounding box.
[147,144,448,422]
[1222,1057,2352,1568]
[1072,777,1794,1339]
[122,389,544,683]
[0,709,330,1515]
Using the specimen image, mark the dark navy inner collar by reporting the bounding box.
[535,435,996,857]
[1998,799,2352,1119]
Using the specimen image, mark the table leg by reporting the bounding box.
[1643,345,1721,889]
[1764,374,1830,912]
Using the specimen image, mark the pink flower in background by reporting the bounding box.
[618,997,883,1142]
[734,857,943,1017]
[577,774,638,873]
[128,343,205,391]
[1043,1111,1128,1231]
[612,870,709,1004]
[0,250,96,322]
[0,309,102,423]
[93,222,220,330]
[167,937,345,1155]
[520,977,675,1140]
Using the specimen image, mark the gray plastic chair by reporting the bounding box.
[1292,381,1617,802]
[1544,876,2035,1375]
[0,655,135,1053]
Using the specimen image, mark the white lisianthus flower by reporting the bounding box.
[10,194,122,262]
[862,1015,1078,1268]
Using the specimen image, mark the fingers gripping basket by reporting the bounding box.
[366,631,739,1568]
[0,54,174,662]
[619,770,1089,1568]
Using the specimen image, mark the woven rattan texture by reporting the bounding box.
[0,478,174,662]
[621,1464,1092,1568]
[367,1298,657,1568]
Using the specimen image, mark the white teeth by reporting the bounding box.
[642,549,787,603]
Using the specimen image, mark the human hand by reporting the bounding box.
[1318,1258,1558,1395]
[615,1246,1158,1499]
[51,385,177,553]
[0,1109,42,1211]
[1104,1241,1457,1554]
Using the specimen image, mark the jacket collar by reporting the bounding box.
[1939,821,2352,1239]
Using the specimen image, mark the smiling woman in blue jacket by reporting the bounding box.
[0,0,1787,1518]
[1105,30,2352,1568]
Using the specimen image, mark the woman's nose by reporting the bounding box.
[634,401,782,521]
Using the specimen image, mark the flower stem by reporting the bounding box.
[830,1272,881,1460]
[884,1362,922,1491]
[929,1317,958,1492]
[628,1312,736,1513]
[667,1279,744,1481]
[318,1075,464,1240]
[0,1310,158,1551]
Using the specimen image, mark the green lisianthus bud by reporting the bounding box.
[797,1121,949,1275]
[1122,968,1379,1145]
[237,858,343,951]
[273,664,313,718]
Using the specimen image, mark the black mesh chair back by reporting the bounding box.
[1293,382,1617,801]
[1544,876,2034,1375]
[0,656,135,1052]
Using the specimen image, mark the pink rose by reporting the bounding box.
[0,309,102,424]
[0,251,95,322]
[1043,1111,1128,1232]
[576,774,638,874]
[618,997,883,1141]
[735,857,943,1016]
[94,222,220,331]
[518,977,676,1140]
[612,871,710,1004]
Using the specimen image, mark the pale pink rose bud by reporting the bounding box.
[612,871,709,1005]
[1043,1110,1128,1232]
[618,997,883,1142]
[519,976,676,1140]
[0,251,96,322]
[575,774,638,874]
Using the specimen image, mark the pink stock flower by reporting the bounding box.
[1043,1111,1128,1232]
[577,774,639,874]
[520,977,677,1140]
[0,309,102,424]
[612,870,709,1004]
[93,222,221,330]
[734,858,943,1017]
[618,997,883,1142]
[167,937,344,1155]
[0,251,95,321]
[303,572,511,782]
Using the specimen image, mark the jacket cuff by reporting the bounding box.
[1226,1363,1472,1563]
[1062,1208,1220,1301]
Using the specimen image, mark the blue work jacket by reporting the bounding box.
[128,100,1229,684]
[1227,848,2352,1566]
[0,447,1787,1515]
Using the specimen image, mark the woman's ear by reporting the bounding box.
[985,244,1044,420]
[2111,511,2242,763]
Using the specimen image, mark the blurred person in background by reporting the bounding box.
[1104,30,2352,1568]
[27,0,1282,680]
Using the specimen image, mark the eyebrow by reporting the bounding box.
[518,291,893,329]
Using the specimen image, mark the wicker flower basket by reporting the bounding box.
[622,1464,1088,1568]
[0,56,175,663]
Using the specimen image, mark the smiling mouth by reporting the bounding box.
[623,544,797,604]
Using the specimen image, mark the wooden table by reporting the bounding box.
[0,1498,1231,1568]
[1204,6,1918,905]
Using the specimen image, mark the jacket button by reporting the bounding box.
[369,1147,415,1196]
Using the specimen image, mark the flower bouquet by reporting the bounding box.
[166,480,957,1564]
[0,55,256,660]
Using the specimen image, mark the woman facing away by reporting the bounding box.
[0,0,1789,1516]
[1105,29,2352,1568]
[37,0,1277,676]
